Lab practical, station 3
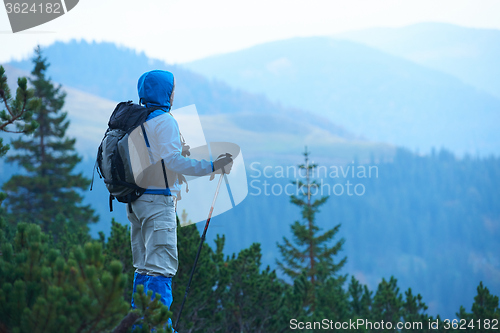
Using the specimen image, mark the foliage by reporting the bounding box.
[277,147,347,311]
[129,285,172,333]
[100,219,134,303]
[170,217,221,333]
[0,223,129,333]
[456,282,500,332]
[0,65,39,157]
[0,164,498,332]
[171,215,287,333]
[2,46,98,239]
[0,64,40,233]
[0,222,175,333]
[217,243,285,332]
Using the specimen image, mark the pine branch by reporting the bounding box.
[0,68,39,136]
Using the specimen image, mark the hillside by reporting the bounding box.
[1,63,391,166]
[184,34,500,155]
[7,41,395,164]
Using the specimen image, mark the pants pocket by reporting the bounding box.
[153,220,176,249]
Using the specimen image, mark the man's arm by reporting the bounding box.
[152,114,213,176]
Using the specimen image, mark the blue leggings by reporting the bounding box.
[132,272,173,308]
[132,272,175,332]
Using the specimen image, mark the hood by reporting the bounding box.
[137,70,175,109]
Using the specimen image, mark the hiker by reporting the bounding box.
[128,70,233,319]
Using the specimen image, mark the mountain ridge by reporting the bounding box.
[335,22,500,99]
[1,62,393,166]
[185,31,500,156]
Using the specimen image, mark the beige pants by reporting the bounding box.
[127,194,178,277]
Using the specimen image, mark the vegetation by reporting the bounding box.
[0,64,39,157]
[277,147,347,313]
[2,47,98,240]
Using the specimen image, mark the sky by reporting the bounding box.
[1,0,500,64]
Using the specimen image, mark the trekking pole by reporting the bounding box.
[174,172,225,331]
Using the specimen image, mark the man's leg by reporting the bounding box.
[128,199,149,309]
[146,275,173,308]
[131,273,149,309]
[143,195,178,279]
[131,195,178,332]
[146,275,175,332]
[132,195,178,301]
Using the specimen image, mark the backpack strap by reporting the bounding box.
[109,194,114,212]
[161,159,169,189]
[168,112,190,196]
[91,133,106,191]
[104,178,144,190]
[90,160,97,191]
[127,193,134,214]
[141,123,171,191]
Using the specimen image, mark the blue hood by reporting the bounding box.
[137,70,175,109]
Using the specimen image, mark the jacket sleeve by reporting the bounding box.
[153,114,213,176]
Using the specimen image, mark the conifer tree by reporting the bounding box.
[0,223,129,332]
[0,66,40,239]
[0,222,172,333]
[457,281,500,332]
[171,216,221,333]
[2,46,97,237]
[276,147,347,308]
[402,287,432,333]
[101,219,134,302]
[219,243,285,332]
[0,65,39,157]
[172,213,287,333]
[367,276,442,333]
[371,276,404,330]
[348,275,372,319]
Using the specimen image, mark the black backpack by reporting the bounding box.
[93,101,158,212]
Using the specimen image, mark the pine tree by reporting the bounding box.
[348,275,372,320]
[172,213,287,333]
[402,287,432,333]
[171,215,224,333]
[276,147,347,308]
[367,276,441,333]
[219,243,285,333]
[0,223,129,332]
[2,46,97,238]
[0,222,172,333]
[457,281,500,332]
[0,65,39,157]
[0,65,40,240]
[345,276,373,333]
[101,219,134,302]
[371,276,404,332]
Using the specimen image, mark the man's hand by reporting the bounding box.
[210,153,233,180]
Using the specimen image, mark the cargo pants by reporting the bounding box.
[127,194,178,309]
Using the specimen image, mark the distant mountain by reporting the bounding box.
[1,64,391,165]
[8,41,350,133]
[184,35,500,155]
[336,22,500,99]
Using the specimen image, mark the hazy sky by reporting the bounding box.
[1,0,500,64]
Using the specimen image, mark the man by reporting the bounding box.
[128,70,232,321]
